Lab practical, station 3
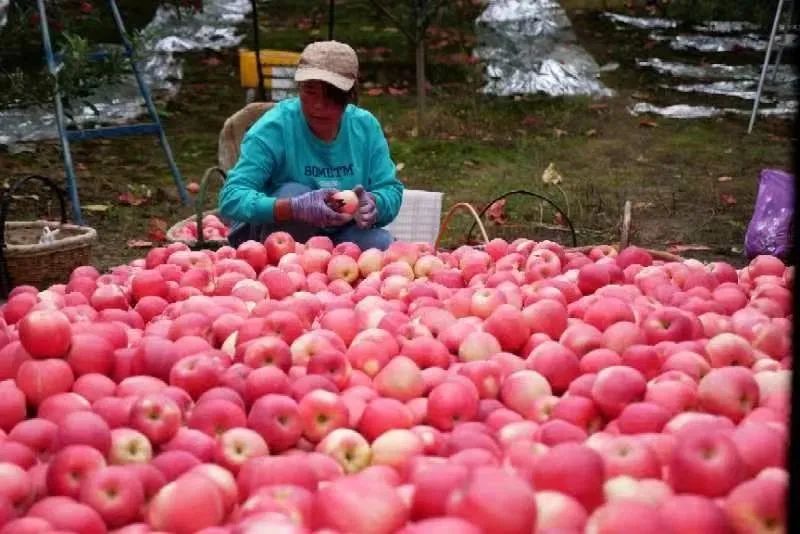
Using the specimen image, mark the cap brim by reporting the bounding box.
[295,67,355,92]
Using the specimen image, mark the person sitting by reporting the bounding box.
[219,40,403,251]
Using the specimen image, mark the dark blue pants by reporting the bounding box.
[228,182,394,251]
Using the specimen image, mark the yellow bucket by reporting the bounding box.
[238,49,301,90]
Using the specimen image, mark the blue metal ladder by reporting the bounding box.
[36,0,190,224]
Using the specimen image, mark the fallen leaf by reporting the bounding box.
[717,176,733,182]
[127,239,153,248]
[84,204,111,212]
[542,162,564,185]
[118,192,147,206]
[486,199,507,225]
[720,193,737,206]
[632,92,651,100]
[634,201,655,209]
[366,87,384,96]
[589,103,609,111]
[463,159,478,167]
[553,128,568,138]
[76,162,88,172]
[148,218,168,243]
[639,119,658,128]
[521,115,541,127]
[585,129,597,137]
[396,162,406,172]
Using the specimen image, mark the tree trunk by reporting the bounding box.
[415,39,425,135]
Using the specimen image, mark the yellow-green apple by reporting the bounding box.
[370,428,425,475]
[109,427,153,465]
[458,331,502,362]
[316,427,372,474]
[603,475,672,506]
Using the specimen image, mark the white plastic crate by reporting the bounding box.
[385,189,444,245]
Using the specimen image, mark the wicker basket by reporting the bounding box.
[167,167,229,250]
[435,202,491,251]
[0,175,97,296]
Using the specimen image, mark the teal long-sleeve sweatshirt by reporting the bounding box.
[218,97,403,228]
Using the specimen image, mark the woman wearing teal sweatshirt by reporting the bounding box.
[219,41,403,251]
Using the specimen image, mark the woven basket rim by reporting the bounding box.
[166,209,229,246]
[3,220,97,256]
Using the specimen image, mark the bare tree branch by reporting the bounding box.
[367,0,416,42]
[421,0,448,28]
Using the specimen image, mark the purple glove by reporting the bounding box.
[290,189,350,228]
[353,185,377,229]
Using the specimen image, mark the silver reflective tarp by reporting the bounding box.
[475,0,614,97]
[638,58,798,85]
[610,11,798,120]
[0,0,250,147]
[693,21,761,33]
[604,12,677,30]
[630,100,797,119]
[668,33,771,52]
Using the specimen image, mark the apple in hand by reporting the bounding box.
[328,190,359,217]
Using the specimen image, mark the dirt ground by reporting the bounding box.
[0,0,793,274]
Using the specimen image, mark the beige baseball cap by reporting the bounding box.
[294,41,359,92]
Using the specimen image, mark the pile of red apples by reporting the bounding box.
[0,231,791,533]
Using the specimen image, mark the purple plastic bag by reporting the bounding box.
[744,169,794,260]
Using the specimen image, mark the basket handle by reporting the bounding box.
[435,202,490,251]
[466,189,577,247]
[0,174,70,297]
[194,166,227,249]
